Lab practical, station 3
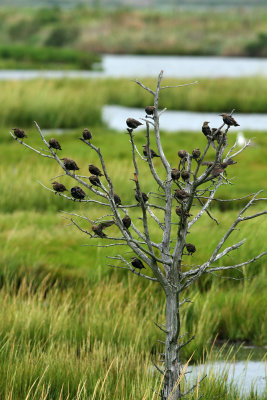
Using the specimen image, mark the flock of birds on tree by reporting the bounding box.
[12,108,240,272]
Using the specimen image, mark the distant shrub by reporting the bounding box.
[45,26,80,47]
[245,32,267,57]
[8,19,40,40]
[34,7,61,24]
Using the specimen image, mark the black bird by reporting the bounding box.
[89,164,103,176]
[52,181,67,193]
[92,221,114,238]
[12,128,27,140]
[113,193,122,206]
[192,148,201,159]
[82,128,92,140]
[181,170,190,181]
[174,189,190,201]
[135,189,149,203]
[126,118,143,130]
[178,150,187,159]
[89,175,101,187]
[61,158,80,173]
[171,168,180,181]
[211,164,225,177]
[202,121,211,137]
[142,145,160,158]
[175,206,192,218]
[49,138,61,151]
[145,105,155,116]
[211,128,223,144]
[71,186,86,200]
[219,113,240,127]
[122,215,131,229]
[131,257,146,270]
[185,243,196,255]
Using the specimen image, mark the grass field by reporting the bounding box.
[0,7,267,59]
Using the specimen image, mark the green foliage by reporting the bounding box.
[245,32,267,57]
[44,25,80,47]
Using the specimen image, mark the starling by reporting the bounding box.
[142,145,160,158]
[49,138,61,151]
[126,118,143,130]
[12,128,27,140]
[175,206,192,218]
[82,128,92,140]
[135,189,149,203]
[181,170,190,181]
[211,164,225,177]
[178,150,187,159]
[202,121,211,137]
[174,189,190,201]
[211,128,223,141]
[71,186,86,200]
[52,181,67,193]
[92,221,114,238]
[61,158,80,173]
[185,243,196,255]
[89,164,103,177]
[113,193,122,206]
[89,175,101,187]
[219,113,240,127]
[131,257,146,270]
[171,168,180,181]
[192,148,201,159]
[145,105,155,116]
[122,215,131,229]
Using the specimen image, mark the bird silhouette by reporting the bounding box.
[145,105,155,116]
[131,257,146,270]
[82,128,92,140]
[92,221,114,238]
[71,186,86,201]
[185,243,196,255]
[135,189,149,203]
[12,128,27,140]
[126,118,143,130]
[89,175,101,187]
[89,164,103,176]
[142,145,160,158]
[113,193,122,206]
[171,168,180,181]
[174,189,190,201]
[219,113,240,127]
[61,158,79,173]
[202,121,211,137]
[122,215,131,229]
[192,148,201,159]
[49,138,61,151]
[52,181,67,193]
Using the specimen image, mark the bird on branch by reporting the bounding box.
[142,145,160,158]
[202,121,211,137]
[145,105,155,117]
[89,175,101,187]
[171,168,180,181]
[181,170,190,182]
[61,158,80,174]
[135,189,149,203]
[176,206,192,218]
[131,257,146,270]
[113,193,122,206]
[49,138,61,152]
[52,181,67,193]
[71,186,86,201]
[122,215,131,229]
[89,164,103,176]
[219,113,240,127]
[92,221,114,238]
[192,148,201,160]
[12,128,27,140]
[185,243,196,255]
[174,189,190,201]
[82,128,92,140]
[126,118,143,130]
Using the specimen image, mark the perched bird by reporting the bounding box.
[145,105,155,116]
[126,118,143,130]
[178,150,187,159]
[92,221,114,238]
[202,121,211,137]
[61,158,79,173]
[89,164,103,176]
[113,193,122,206]
[219,113,240,127]
[122,215,131,229]
[71,186,86,200]
[52,181,67,193]
[142,145,160,158]
[181,170,190,181]
[171,168,180,181]
[175,206,192,218]
[211,164,225,177]
[135,189,149,203]
[192,148,201,159]
[12,128,27,140]
[89,175,101,187]
[82,128,92,140]
[174,189,190,201]
[49,138,61,151]
[131,257,146,270]
[185,243,196,255]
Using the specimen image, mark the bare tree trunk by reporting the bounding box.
[162,289,181,400]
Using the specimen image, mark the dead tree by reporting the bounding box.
[10,71,267,399]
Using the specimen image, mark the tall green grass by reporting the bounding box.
[1,77,267,129]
